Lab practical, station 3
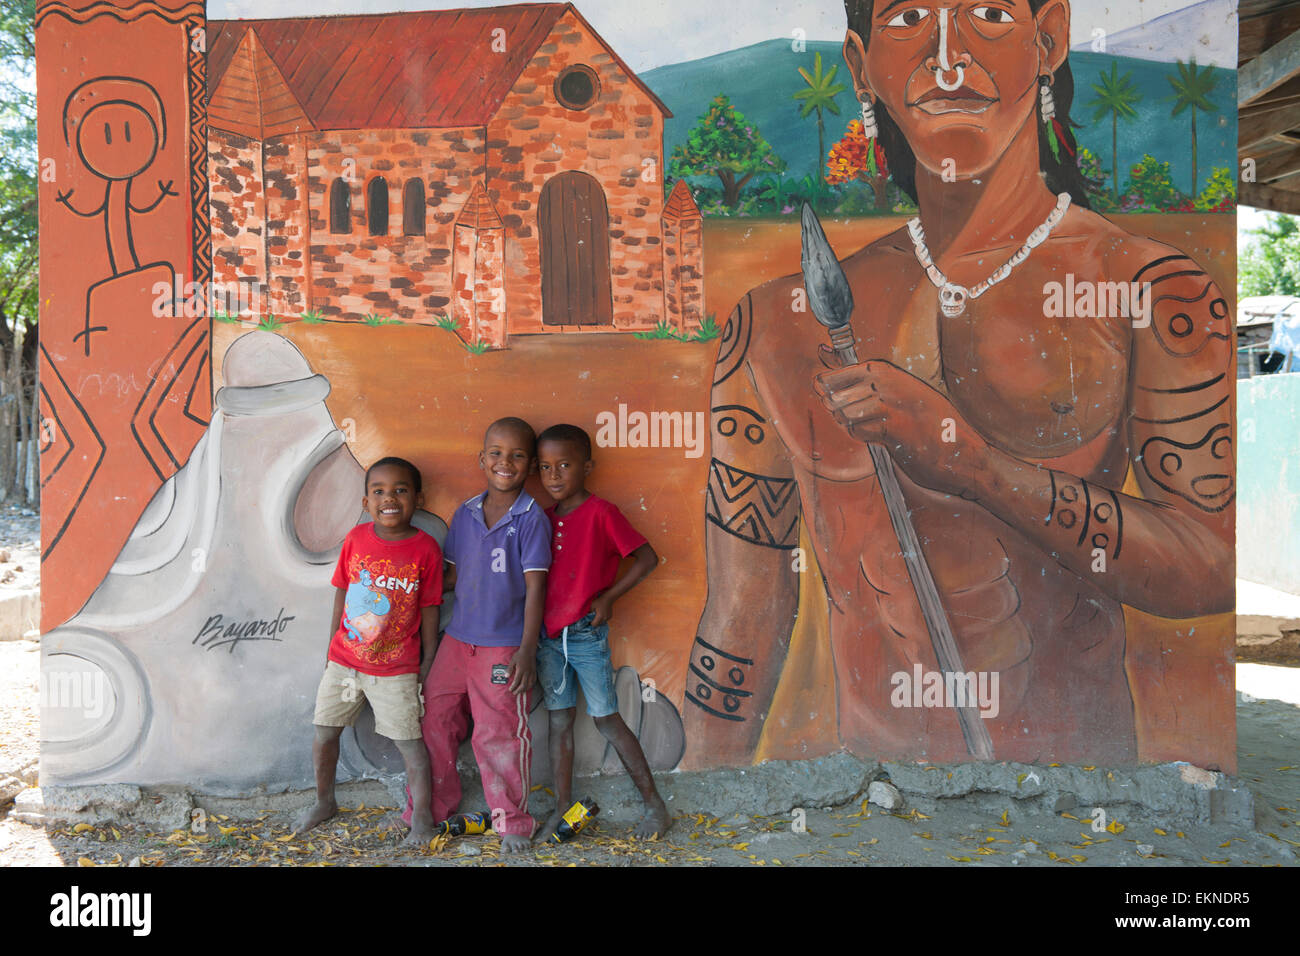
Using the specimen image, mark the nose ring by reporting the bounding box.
[934,8,966,92]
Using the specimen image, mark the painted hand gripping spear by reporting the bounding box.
[800,203,994,760]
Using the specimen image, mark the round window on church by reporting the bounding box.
[554,65,599,111]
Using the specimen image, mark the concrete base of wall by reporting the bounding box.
[18,754,1256,832]
[0,592,38,642]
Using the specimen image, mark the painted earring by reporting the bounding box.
[859,94,884,178]
[1039,74,1062,161]
[859,95,879,142]
[1039,74,1055,123]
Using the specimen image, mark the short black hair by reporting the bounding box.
[366,456,422,494]
[485,416,537,456]
[537,423,592,460]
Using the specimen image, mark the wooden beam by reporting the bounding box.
[1239,28,1300,105]
[1240,180,1300,215]
[1240,3,1300,64]
[1240,108,1300,151]
[1257,146,1300,182]
[1249,72,1300,108]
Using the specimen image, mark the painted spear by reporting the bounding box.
[800,202,993,760]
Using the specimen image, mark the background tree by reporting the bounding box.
[0,0,38,506]
[1087,61,1141,203]
[1240,213,1300,298]
[1167,58,1219,196]
[668,94,786,210]
[793,52,845,195]
[825,118,889,212]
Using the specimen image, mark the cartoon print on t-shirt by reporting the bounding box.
[344,568,390,643]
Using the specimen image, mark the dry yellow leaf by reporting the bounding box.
[77,857,96,867]
[1153,828,1167,836]
[947,855,972,862]
[72,823,95,833]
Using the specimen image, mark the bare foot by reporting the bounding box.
[291,798,337,836]
[535,810,564,845]
[632,798,670,840]
[402,817,436,848]
[500,833,531,854]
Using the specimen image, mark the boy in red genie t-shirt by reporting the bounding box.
[292,457,444,846]
[534,424,669,842]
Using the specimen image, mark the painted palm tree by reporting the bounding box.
[793,52,846,197]
[1168,58,1220,196]
[1087,61,1142,202]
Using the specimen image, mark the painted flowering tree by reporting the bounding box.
[826,119,889,212]
[668,94,786,210]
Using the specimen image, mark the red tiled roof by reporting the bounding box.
[207,3,669,132]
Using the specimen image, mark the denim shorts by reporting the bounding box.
[536,611,618,717]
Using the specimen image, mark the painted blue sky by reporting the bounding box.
[208,0,1238,73]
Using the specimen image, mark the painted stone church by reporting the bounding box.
[206,2,704,348]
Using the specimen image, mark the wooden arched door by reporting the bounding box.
[538,171,613,326]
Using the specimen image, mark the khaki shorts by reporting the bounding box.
[312,660,422,741]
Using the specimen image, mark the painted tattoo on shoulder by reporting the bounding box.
[713,295,753,387]
[1131,256,1235,514]
[1133,255,1231,358]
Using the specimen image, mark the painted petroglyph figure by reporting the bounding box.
[58,76,178,355]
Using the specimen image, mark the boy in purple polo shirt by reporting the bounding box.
[408,417,550,853]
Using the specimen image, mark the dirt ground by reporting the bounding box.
[4,502,1295,867]
[1,619,1296,866]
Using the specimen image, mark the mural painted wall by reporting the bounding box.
[37,0,1238,793]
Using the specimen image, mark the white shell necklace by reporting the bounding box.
[907,192,1072,318]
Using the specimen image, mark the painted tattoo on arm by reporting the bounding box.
[1046,469,1124,560]
[705,458,799,549]
[685,636,754,722]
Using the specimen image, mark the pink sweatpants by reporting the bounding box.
[405,636,534,837]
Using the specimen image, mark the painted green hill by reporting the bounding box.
[643,39,1236,202]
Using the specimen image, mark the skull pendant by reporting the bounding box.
[939,283,968,318]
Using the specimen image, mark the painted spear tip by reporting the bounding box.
[799,202,854,331]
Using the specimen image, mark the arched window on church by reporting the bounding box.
[368,176,389,237]
[403,178,426,236]
[329,178,351,234]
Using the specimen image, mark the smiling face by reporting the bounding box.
[479,424,535,495]
[538,438,593,504]
[363,463,422,537]
[851,0,1068,181]
[76,101,159,181]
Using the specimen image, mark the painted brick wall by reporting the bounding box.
[303,127,486,322]
[209,128,265,309]
[262,135,311,317]
[663,216,704,333]
[487,10,666,334]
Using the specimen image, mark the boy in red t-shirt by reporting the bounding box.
[535,424,669,842]
[292,457,444,846]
